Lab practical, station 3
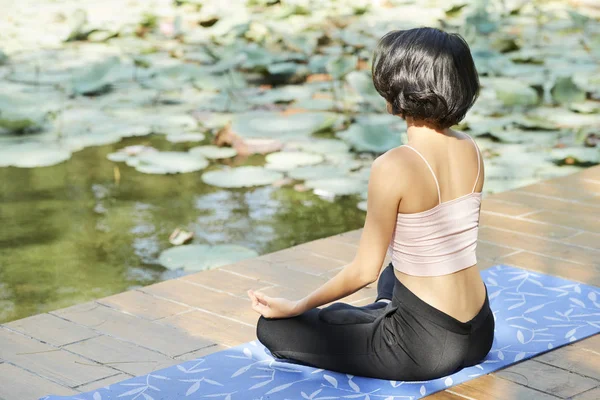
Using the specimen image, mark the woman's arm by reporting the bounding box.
[293,151,406,314]
[248,149,407,318]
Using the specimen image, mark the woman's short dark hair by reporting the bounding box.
[371,27,479,129]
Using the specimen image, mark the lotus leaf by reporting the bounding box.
[528,107,600,128]
[288,164,349,180]
[551,147,599,164]
[326,55,358,80]
[294,98,338,111]
[231,111,338,140]
[287,138,350,154]
[192,71,247,92]
[165,132,206,143]
[485,78,539,107]
[0,142,71,168]
[249,85,315,105]
[345,71,385,109]
[551,76,587,105]
[305,178,367,196]
[134,151,209,174]
[158,244,258,272]
[336,123,401,153]
[71,56,120,95]
[202,166,284,188]
[357,200,367,211]
[265,151,323,171]
[569,101,600,114]
[190,145,238,159]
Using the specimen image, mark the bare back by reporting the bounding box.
[394,129,486,323]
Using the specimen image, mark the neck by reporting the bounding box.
[405,117,449,143]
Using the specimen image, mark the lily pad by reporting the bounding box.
[158,244,258,272]
[0,142,71,168]
[305,178,367,196]
[0,92,52,132]
[202,166,283,188]
[287,138,350,154]
[288,164,349,180]
[231,111,338,140]
[265,151,324,171]
[357,200,367,211]
[528,107,600,128]
[71,56,120,95]
[326,55,358,79]
[485,78,539,107]
[135,151,209,174]
[192,71,247,92]
[346,71,386,109]
[336,123,401,153]
[551,76,586,105]
[551,147,599,164]
[190,145,237,159]
[248,85,315,105]
[569,101,600,114]
[165,132,206,143]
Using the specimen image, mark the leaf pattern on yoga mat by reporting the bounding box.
[40,265,600,400]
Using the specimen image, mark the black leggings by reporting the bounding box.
[256,268,494,381]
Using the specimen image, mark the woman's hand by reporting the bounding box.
[247,289,303,319]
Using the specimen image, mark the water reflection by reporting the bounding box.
[0,134,366,323]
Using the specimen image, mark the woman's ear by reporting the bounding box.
[386,102,394,115]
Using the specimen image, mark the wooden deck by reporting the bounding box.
[1,165,599,400]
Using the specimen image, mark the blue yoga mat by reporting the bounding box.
[42,265,600,400]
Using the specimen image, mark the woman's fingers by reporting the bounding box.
[248,290,270,317]
[254,291,269,306]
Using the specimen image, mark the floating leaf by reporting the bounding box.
[346,71,385,109]
[336,123,401,153]
[202,166,283,188]
[569,101,600,114]
[159,244,258,272]
[287,138,350,154]
[248,85,315,105]
[165,132,206,143]
[305,178,367,196]
[326,55,358,80]
[265,151,324,171]
[0,142,71,168]
[71,56,120,95]
[288,165,349,181]
[551,76,586,105]
[551,148,599,164]
[190,145,237,159]
[231,112,338,141]
[135,151,209,174]
[485,78,538,107]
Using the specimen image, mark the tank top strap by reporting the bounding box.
[464,134,481,193]
[402,145,441,204]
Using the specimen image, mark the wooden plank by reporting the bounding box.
[494,359,598,398]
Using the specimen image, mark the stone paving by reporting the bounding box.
[1,165,599,400]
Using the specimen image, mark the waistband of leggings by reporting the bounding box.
[391,274,491,335]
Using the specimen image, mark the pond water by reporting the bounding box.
[0,134,366,323]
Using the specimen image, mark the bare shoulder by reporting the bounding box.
[369,146,413,190]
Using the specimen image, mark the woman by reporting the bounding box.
[247,27,494,381]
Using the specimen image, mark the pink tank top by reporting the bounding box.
[388,134,482,277]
